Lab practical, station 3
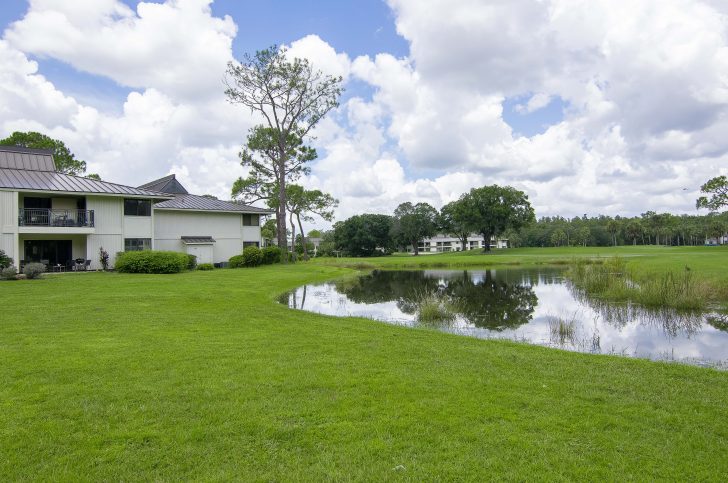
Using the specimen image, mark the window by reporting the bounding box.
[243,241,260,248]
[124,238,151,251]
[124,199,151,216]
[242,214,259,226]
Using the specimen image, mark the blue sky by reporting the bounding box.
[0,0,555,136]
[1,0,722,218]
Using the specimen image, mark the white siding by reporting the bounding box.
[0,191,18,266]
[86,196,123,269]
[124,215,153,238]
[242,226,261,242]
[154,210,261,263]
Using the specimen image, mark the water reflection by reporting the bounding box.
[280,269,728,367]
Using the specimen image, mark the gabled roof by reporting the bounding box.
[0,168,172,198]
[0,146,56,171]
[153,193,274,214]
[138,174,188,194]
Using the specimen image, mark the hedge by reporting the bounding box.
[242,246,262,267]
[261,246,282,265]
[115,251,190,274]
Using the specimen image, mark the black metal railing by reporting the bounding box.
[18,209,95,228]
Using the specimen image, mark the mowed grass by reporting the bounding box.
[0,248,727,480]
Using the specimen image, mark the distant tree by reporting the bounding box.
[624,220,643,245]
[574,226,591,247]
[307,229,323,238]
[0,131,89,176]
[696,176,728,212]
[282,185,338,260]
[225,46,343,251]
[461,185,535,252]
[201,194,219,200]
[261,218,277,246]
[550,229,567,247]
[606,219,620,246]
[440,199,472,250]
[391,202,439,255]
[334,214,393,257]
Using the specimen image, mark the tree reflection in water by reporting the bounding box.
[333,269,538,331]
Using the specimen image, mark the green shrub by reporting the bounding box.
[115,251,189,274]
[187,254,197,270]
[242,246,263,267]
[1,266,17,281]
[261,246,282,264]
[23,262,45,279]
[0,249,12,269]
[229,254,245,268]
[197,263,214,271]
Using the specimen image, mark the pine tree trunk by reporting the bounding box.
[296,213,309,260]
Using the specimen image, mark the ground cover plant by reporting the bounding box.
[1,246,727,480]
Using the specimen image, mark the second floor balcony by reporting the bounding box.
[19,208,95,228]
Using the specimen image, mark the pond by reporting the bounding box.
[279,268,728,368]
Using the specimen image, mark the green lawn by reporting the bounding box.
[1,247,728,480]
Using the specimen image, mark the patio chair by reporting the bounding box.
[84,260,91,271]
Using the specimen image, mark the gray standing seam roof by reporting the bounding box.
[0,146,56,171]
[0,168,172,197]
[154,193,274,213]
[138,174,189,194]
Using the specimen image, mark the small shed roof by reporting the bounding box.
[181,236,216,244]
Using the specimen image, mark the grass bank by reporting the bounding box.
[1,262,727,480]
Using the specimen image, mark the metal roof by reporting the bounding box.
[0,168,173,198]
[181,236,216,244]
[138,174,189,194]
[154,193,274,213]
[0,146,56,171]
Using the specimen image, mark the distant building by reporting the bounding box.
[405,234,508,253]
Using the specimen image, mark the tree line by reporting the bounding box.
[305,185,535,257]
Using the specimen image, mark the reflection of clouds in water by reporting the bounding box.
[279,269,728,367]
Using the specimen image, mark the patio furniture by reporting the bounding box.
[53,264,65,272]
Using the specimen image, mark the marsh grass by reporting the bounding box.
[414,290,457,325]
[567,257,710,310]
[547,314,578,345]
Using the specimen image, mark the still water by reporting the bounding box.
[280,269,728,367]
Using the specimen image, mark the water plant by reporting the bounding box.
[415,291,457,325]
[567,257,710,310]
[547,314,577,345]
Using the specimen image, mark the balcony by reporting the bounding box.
[19,208,95,228]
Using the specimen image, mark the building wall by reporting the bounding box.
[154,210,261,263]
[408,234,509,253]
[0,191,19,267]
[124,215,153,238]
[86,196,124,269]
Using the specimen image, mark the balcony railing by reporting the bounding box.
[19,209,95,228]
